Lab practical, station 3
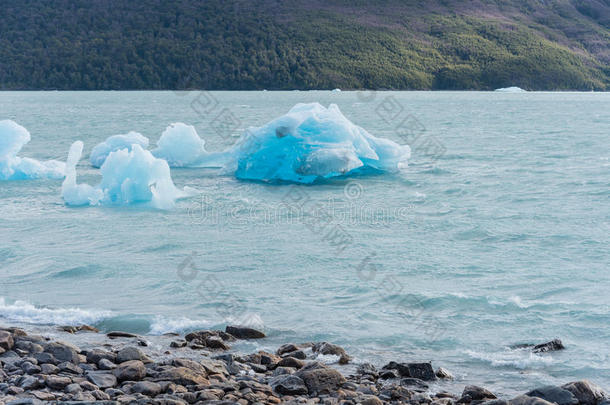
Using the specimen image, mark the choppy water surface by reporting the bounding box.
[0,91,609,396]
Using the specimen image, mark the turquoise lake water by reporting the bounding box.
[0,91,608,396]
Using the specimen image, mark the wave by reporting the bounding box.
[0,297,229,336]
[465,348,554,369]
[0,297,112,326]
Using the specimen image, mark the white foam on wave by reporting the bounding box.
[0,297,112,326]
[465,348,554,369]
[62,141,197,209]
[148,316,213,335]
[0,120,65,180]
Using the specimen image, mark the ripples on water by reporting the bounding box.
[0,91,609,395]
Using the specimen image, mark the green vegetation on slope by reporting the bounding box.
[0,0,608,90]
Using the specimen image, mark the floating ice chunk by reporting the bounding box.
[494,86,527,92]
[0,120,65,180]
[62,141,195,209]
[219,103,410,183]
[152,123,208,167]
[89,131,149,167]
[332,88,342,92]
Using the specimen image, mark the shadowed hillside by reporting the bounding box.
[0,0,608,90]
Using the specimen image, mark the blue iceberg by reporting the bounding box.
[62,141,196,209]
[89,131,149,168]
[0,120,65,180]
[219,103,410,183]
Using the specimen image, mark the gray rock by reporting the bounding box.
[436,367,454,379]
[277,356,305,369]
[86,349,117,364]
[80,380,99,391]
[131,381,162,396]
[282,350,307,360]
[484,400,510,405]
[510,395,556,405]
[225,325,266,339]
[116,346,149,363]
[561,381,606,405]
[273,366,295,376]
[19,375,43,390]
[113,360,146,381]
[14,341,43,354]
[383,362,437,381]
[58,361,83,374]
[40,363,59,374]
[43,342,80,363]
[533,339,565,353]
[461,386,498,401]
[205,336,230,350]
[270,374,308,395]
[6,399,43,405]
[527,386,579,405]
[401,378,429,391]
[295,363,346,394]
[357,363,378,377]
[32,352,57,365]
[171,340,187,348]
[87,371,118,389]
[98,358,116,370]
[46,375,72,390]
[66,382,83,394]
[277,343,300,355]
[21,361,41,375]
[0,331,14,351]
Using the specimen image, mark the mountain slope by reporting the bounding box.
[0,0,608,90]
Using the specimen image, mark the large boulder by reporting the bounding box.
[43,342,80,364]
[527,386,579,405]
[295,362,346,395]
[382,361,437,381]
[225,325,266,339]
[561,381,606,405]
[113,360,146,382]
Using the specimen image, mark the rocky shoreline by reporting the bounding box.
[0,325,607,405]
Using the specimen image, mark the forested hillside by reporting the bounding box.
[0,0,608,90]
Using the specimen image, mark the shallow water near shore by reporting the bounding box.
[1,91,609,396]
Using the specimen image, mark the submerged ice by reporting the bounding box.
[0,120,65,180]
[222,103,410,183]
[89,131,149,168]
[62,141,195,209]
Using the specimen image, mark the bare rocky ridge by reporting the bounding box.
[0,327,606,405]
